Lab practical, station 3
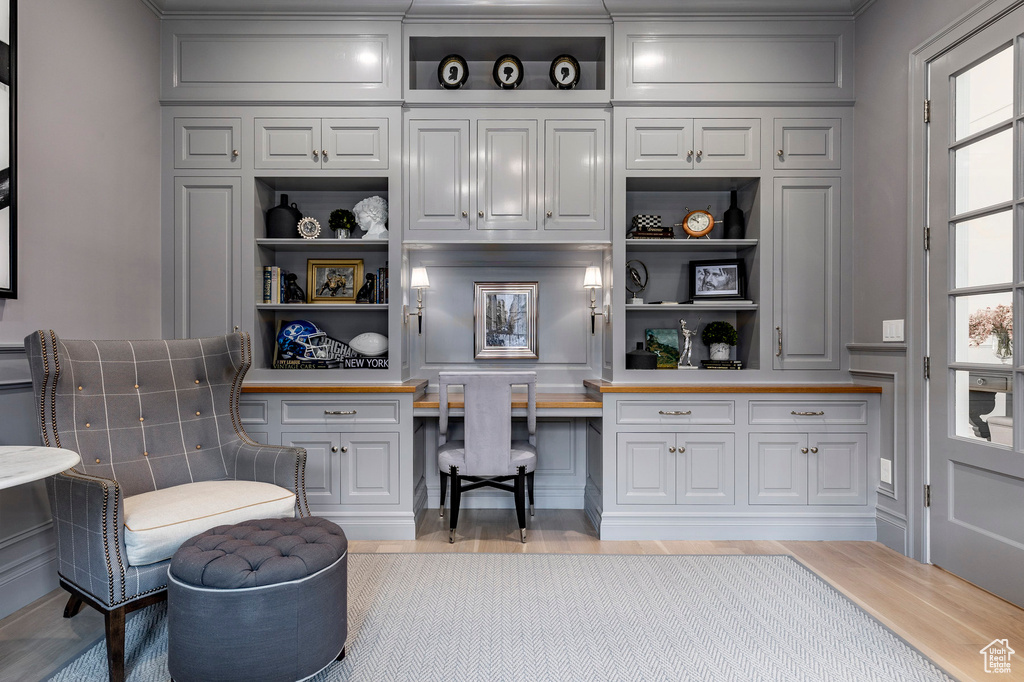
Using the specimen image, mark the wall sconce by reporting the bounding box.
[583,266,608,335]
[404,267,430,335]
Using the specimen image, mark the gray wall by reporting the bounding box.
[0,0,160,619]
[852,0,974,558]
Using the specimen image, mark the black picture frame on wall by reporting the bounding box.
[0,0,15,299]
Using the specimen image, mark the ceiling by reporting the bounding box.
[142,0,877,18]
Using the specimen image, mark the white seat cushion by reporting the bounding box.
[438,440,537,477]
[123,480,296,566]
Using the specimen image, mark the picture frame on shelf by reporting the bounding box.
[688,259,745,302]
[474,282,538,359]
[307,259,363,304]
[645,328,680,369]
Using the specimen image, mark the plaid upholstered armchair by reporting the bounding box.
[25,331,309,682]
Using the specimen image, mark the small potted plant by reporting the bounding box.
[328,208,357,239]
[701,320,738,361]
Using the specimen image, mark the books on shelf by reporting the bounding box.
[263,266,284,304]
[687,299,753,305]
[701,360,743,370]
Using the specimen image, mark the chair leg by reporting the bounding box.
[449,466,461,544]
[514,466,527,543]
[104,606,126,682]
[63,594,84,619]
[439,469,448,518]
[526,471,536,517]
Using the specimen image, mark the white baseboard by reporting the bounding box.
[598,512,878,541]
[309,511,417,540]
[0,522,58,620]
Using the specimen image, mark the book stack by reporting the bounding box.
[262,266,286,304]
[627,227,674,239]
[701,360,743,370]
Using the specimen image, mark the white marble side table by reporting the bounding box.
[0,446,81,489]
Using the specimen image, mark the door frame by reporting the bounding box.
[908,0,1024,563]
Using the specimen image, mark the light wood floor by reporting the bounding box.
[2,509,1022,682]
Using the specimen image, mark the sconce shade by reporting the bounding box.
[583,266,602,289]
[410,267,430,289]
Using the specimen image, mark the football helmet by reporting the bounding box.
[277,320,328,360]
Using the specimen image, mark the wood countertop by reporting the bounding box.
[242,379,428,395]
[415,392,602,410]
[583,379,883,394]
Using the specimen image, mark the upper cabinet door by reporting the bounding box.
[254,118,321,170]
[774,118,841,170]
[543,119,606,232]
[625,118,693,170]
[321,118,389,170]
[407,119,470,232]
[173,177,241,339]
[773,177,841,370]
[173,118,241,169]
[693,119,760,170]
[477,120,538,231]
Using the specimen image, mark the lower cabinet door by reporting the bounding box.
[339,432,400,505]
[282,432,343,506]
[616,433,674,505]
[677,434,735,505]
[807,433,867,505]
[748,433,808,505]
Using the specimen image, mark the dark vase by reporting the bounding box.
[266,194,303,239]
[723,189,745,240]
[625,341,657,370]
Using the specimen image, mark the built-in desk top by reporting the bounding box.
[415,392,601,410]
[242,379,428,395]
[583,380,883,394]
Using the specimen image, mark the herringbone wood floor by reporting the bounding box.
[2,509,1022,681]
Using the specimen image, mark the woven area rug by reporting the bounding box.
[49,554,954,682]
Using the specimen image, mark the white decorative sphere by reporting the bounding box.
[349,332,388,357]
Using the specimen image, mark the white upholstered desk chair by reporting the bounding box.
[437,371,537,543]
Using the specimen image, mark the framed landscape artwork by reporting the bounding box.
[0,0,15,299]
[474,282,539,359]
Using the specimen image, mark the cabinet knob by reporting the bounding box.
[696,150,703,158]
[232,149,239,158]
[462,211,468,217]
[810,447,819,454]
[668,446,676,453]
[331,446,339,453]
[546,210,553,217]
[687,150,694,157]
[312,149,319,160]
[678,446,685,453]
[801,447,809,454]
[341,446,349,453]
[233,325,240,332]
[976,377,987,386]
[322,149,328,159]
[478,210,485,217]
[777,149,784,157]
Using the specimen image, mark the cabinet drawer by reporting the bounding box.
[173,117,241,169]
[748,400,867,425]
[238,399,268,425]
[255,118,320,169]
[625,119,692,170]
[968,372,1011,392]
[281,400,399,425]
[616,400,735,425]
[694,119,760,170]
[322,118,388,170]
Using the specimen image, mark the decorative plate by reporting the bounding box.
[549,54,580,90]
[493,54,524,89]
[349,332,388,357]
[437,54,469,90]
[297,216,322,240]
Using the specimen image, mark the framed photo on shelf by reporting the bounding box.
[307,259,363,304]
[688,259,745,302]
[473,282,539,359]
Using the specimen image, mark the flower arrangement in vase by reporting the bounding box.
[968,304,1013,362]
[701,320,738,361]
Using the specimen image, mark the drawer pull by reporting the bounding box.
[325,410,357,416]
[976,377,987,386]
[791,411,824,416]
[659,410,692,416]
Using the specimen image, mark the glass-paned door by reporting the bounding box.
[927,13,1024,607]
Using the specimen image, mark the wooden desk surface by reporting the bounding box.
[242,379,428,395]
[415,392,601,410]
[583,379,883,394]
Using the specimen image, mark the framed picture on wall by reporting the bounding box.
[307,259,363,304]
[474,282,539,359]
[0,0,16,299]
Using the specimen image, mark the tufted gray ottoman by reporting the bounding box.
[167,517,348,682]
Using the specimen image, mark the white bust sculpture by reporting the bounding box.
[353,196,389,240]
